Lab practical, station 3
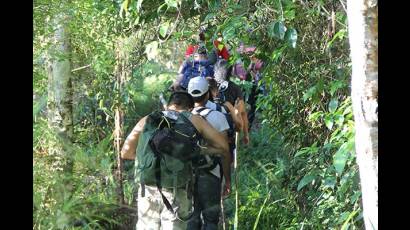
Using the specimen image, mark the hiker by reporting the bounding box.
[121,91,231,230]
[171,45,214,92]
[213,59,250,145]
[206,78,243,165]
[247,54,264,130]
[233,43,256,81]
[185,31,229,64]
[184,31,207,59]
[207,78,243,133]
[186,77,231,230]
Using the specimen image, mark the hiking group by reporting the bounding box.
[121,30,264,230]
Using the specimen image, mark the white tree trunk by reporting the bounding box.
[347,0,378,229]
[46,13,73,170]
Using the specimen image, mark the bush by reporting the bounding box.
[226,115,364,229]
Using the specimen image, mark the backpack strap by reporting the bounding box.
[192,107,221,172]
[215,103,222,113]
[218,91,226,103]
[154,156,175,213]
[194,107,213,118]
[178,111,200,137]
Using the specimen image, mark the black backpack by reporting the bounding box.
[149,111,201,161]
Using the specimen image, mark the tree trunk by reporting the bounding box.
[113,39,130,205]
[46,13,73,172]
[347,0,378,229]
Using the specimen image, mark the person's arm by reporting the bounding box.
[191,115,231,186]
[236,99,249,144]
[200,129,231,184]
[191,115,229,154]
[223,101,243,132]
[120,116,147,160]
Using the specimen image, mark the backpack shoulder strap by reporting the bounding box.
[215,103,222,113]
[193,107,213,118]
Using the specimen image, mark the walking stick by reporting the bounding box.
[221,197,226,230]
[234,132,239,230]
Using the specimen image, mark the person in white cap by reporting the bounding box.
[186,76,231,230]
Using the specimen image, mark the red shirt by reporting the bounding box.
[213,40,230,60]
[185,44,198,58]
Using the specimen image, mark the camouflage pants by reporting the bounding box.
[136,184,192,230]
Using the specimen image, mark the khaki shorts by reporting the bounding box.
[136,184,192,230]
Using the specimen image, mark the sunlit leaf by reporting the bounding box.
[284,9,296,20]
[165,0,179,8]
[303,86,317,102]
[333,142,350,175]
[120,0,130,17]
[335,114,345,126]
[328,98,339,113]
[324,115,334,130]
[159,21,170,37]
[145,41,158,60]
[204,13,215,22]
[341,209,359,230]
[297,174,316,191]
[222,27,235,41]
[122,0,130,13]
[308,111,323,122]
[271,46,285,62]
[324,176,336,189]
[295,148,309,157]
[330,80,345,96]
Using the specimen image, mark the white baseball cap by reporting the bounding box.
[187,77,209,97]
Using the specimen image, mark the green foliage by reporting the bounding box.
[333,138,355,175]
[297,173,316,191]
[33,119,127,229]
[34,0,364,229]
[159,21,170,37]
[213,0,363,229]
[232,114,362,229]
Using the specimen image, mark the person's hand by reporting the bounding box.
[242,134,249,145]
[222,180,231,198]
[223,101,234,112]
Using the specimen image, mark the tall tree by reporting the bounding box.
[46,12,74,172]
[347,0,378,229]
[113,38,131,205]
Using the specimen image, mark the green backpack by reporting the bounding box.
[135,110,201,214]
